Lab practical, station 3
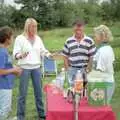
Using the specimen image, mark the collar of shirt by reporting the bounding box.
[72,35,86,42]
[72,35,87,45]
[97,41,109,50]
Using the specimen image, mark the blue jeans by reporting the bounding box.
[106,82,115,104]
[67,67,86,86]
[17,68,45,120]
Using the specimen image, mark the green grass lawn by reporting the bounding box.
[11,26,120,120]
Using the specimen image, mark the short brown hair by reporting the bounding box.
[73,20,85,27]
[0,26,13,44]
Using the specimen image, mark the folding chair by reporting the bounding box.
[42,56,57,78]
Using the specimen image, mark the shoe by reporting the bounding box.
[7,116,17,120]
[39,116,46,120]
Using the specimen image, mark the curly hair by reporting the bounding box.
[94,25,113,42]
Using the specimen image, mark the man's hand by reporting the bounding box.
[86,57,93,73]
[12,66,22,76]
[86,65,92,73]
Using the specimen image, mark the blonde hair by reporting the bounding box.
[23,18,38,36]
[94,25,113,42]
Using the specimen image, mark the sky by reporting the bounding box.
[3,0,22,9]
[4,0,15,5]
[4,0,109,5]
[3,0,109,6]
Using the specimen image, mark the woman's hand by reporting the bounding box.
[49,53,64,60]
[15,52,29,60]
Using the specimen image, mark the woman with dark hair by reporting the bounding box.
[0,26,22,119]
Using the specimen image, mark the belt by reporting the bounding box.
[71,65,87,69]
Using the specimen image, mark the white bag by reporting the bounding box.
[87,70,112,83]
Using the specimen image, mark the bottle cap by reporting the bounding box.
[61,68,65,71]
[77,70,81,73]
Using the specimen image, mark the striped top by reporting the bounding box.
[62,35,96,68]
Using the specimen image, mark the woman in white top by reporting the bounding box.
[13,18,51,120]
[90,25,115,104]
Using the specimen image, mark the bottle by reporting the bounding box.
[63,69,69,89]
[63,69,70,98]
[74,70,83,93]
[56,68,65,90]
[74,70,83,118]
[60,68,66,89]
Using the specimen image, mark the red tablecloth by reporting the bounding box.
[44,85,116,120]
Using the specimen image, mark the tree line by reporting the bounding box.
[0,0,120,29]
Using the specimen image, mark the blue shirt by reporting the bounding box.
[0,48,15,89]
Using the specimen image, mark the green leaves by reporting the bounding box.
[1,0,120,29]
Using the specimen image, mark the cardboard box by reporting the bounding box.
[88,82,108,106]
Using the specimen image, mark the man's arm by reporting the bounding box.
[62,40,70,70]
[0,67,22,76]
[63,56,69,70]
[86,57,93,73]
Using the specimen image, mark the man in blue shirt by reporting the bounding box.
[0,26,22,119]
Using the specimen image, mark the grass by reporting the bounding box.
[10,25,120,120]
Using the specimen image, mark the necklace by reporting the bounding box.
[97,41,109,50]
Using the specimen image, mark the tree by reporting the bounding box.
[0,4,16,27]
[110,0,120,20]
[2,0,117,29]
[88,0,99,4]
[101,0,120,21]
[0,0,4,4]
[14,0,59,29]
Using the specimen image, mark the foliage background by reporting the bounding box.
[1,0,120,29]
[0,0,120,119]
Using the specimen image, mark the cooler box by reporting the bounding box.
[88,82,108,106]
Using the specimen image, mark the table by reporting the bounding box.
[44,84,116,120]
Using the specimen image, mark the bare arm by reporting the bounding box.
[62,40,70,70]
[87,38,96,73]
[64,56,69,70]
[0,69,14,75]
[0,67,22,76]
[86,57,93,73]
